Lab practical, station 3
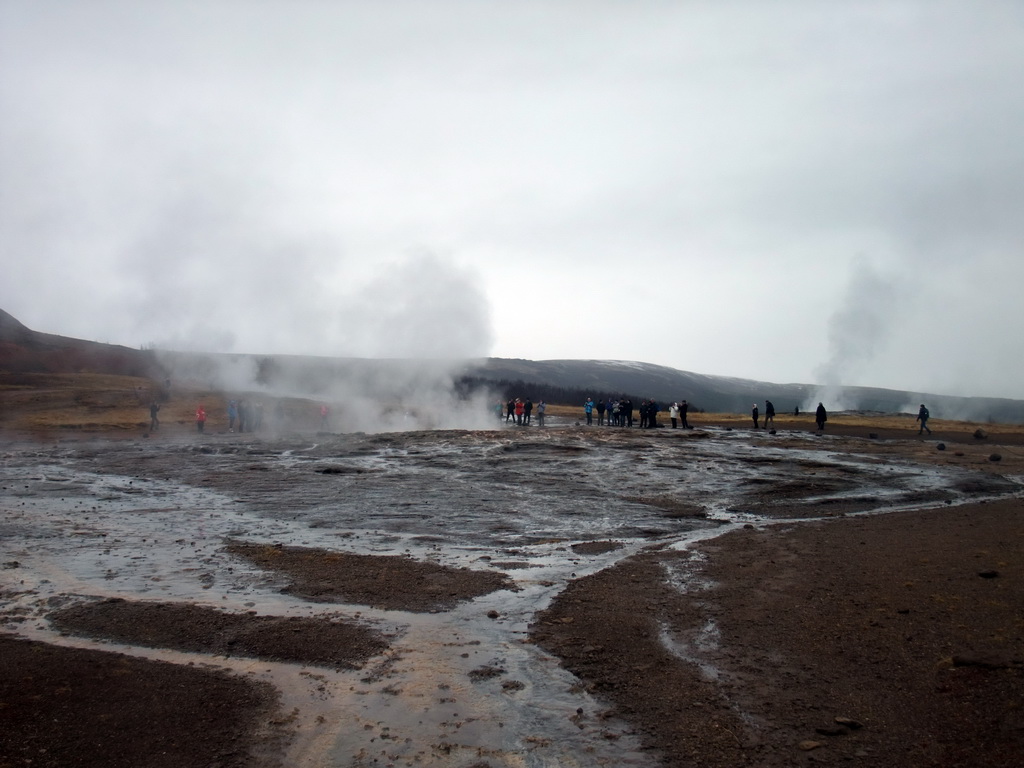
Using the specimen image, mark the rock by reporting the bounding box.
[834,717,863,729]
[989,453,1002,462]
[798,740,824,751]
[936,443,946,451]
[868,433,879,439]
[974,428,988,439]
[486,610,500,619]
[977,570,1000,579]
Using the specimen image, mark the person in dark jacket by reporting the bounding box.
[916,404,932,435]
[764,400,775,428]
[815,402,828,431]
[751,403,759,429]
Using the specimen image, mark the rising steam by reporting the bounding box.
[809,258,902,411]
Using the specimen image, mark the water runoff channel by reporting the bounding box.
[1,425,1016,767]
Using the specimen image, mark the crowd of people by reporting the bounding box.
[499,398,546,427]
[171,393,932,437]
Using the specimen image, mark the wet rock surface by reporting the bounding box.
[2,424,1023,766]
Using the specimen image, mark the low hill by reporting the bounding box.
[3,309,1024,424]
[0,308,164,379]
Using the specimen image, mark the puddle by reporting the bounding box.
[2,426,1020,766]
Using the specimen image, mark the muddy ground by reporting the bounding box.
[1,420,1022,767]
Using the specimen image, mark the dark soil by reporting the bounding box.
[0,634,281,768]
[50,598,389,669]
[224,541,518,612]
[531,500,1024,767]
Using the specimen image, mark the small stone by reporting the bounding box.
[486,610,500,619]
[798,740,824,751]
[978,570,1000,579]
[834,717,863,729]
[974,428,988,439]
[989,453,1002,462]
[936,443,945,451]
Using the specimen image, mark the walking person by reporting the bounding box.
[815,402,828,432]
[764,400,775,428]
[916,404,932,435]
[149,401,160,432]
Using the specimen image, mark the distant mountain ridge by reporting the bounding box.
[3,309,1023,423]
[462,358,1024,423]
[0,308,161,378]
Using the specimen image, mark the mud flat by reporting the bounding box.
[1,423,1022,766]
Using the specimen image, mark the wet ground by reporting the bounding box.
[2,421,1022,767]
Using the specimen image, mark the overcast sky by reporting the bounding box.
[2,1,1023,399]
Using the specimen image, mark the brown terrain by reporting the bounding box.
[1,316,1022,767]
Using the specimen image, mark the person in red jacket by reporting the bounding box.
[196,405,207,433]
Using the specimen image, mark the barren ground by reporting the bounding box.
[1,387,1022,767]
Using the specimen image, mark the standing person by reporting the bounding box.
[916,404,932,435]
[639,400,649,429]
[751,403,760,429]
[227,400,238,432]
[319,404,329,430]
[764,400,775,428]
[514,397,525,425]
[623,398,634,427]
[584,397,594,425]
[815,402,828,431]
[149,402,160,432]
[506,399,515,423]
[680,399,691,429]
[669,402,679,429]
[596,398,606,425]
[195,404,207,433]
[495,401,504,421]
[537,400,546,427]
[524,399,533,425]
